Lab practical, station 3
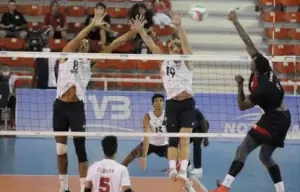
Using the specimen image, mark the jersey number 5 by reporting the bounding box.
[71,60,79,74]
[166,66,175,78]
[99,177,110,192]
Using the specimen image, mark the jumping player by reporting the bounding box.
[210,8,291,192]
[84,135,133,192]
[189,108,209,176]
[121,93,168,169]
[131,14,196,192]
[53,10,137,192]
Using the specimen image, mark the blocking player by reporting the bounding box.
[84,135,133,192]
[210,8,291,192]
[121,93,168,169]
[189,108,209,176]
[53,10,137,192]
[131,14,196,192]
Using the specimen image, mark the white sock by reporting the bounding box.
[222,174,235,188]
[169,160,177,169]
[80,177,86,192]
[275,181,285,192]
[59,174,68,191]
[180,160,189,172]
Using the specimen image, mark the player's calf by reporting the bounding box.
[56,142,70,192]
[121,144,143,166]
[167,137,179,180]
[73,137,88,192]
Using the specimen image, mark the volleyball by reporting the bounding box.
[189,4,208,22]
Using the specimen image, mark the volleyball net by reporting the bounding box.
[0,51,299,141]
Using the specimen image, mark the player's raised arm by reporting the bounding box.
[101,30,136,53]
[63,9,107,53]
[131,15,163,54]
[139,113,151,170]
[228,8,259,58]
[235,75,255,111]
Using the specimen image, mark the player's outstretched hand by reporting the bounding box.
[235,75,244,84]
[130,14,147,33]
[227,8,239,22]
[139,157,147,170]
[171,12,182,27]
[92,9,107,27]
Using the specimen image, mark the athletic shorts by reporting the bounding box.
[248,110,291,148]
[165,97,196,133]
[53,99,86,132]
[136,142,168,158]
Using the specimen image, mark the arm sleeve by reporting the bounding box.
[121,167,131,187]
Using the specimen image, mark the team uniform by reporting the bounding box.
[160,60,196,135]
[53,58,92,132]
[86,159,131,192]
[248,70,291,147]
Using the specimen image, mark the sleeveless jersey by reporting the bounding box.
[142,110,168,146]
[160,60,193,99]
[56,58,91,101]
[86,159,131,192]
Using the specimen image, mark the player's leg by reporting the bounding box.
[259,144,285,192]
[121,142,144,166]
[53,99,70,192]
[190,137,203,175]
[69,101,88,192]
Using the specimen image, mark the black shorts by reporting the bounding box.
[248,110,291,148]
[136,142,168,158]
[165,97,196,133]
[53,99,86,132]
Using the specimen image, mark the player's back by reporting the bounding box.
[87,159,130,192]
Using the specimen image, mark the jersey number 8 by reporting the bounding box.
[71,60,79,74]
[99,177,110,192]
[166,66,175,78]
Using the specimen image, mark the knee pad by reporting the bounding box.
[168,137,178,148]
[56,143,67,155]
[73,137,88,163]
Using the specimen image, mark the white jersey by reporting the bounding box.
[86,159,131,192]
[160,60,193,99]
[56,58,91,101]
[142,110,168,146]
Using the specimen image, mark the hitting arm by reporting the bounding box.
[142,114,151,157]
[139,29,163,54]
[177,25,193,70]
[237,83,255,111]
[101,31,136,53]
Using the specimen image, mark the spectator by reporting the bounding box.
[44,0,68,40]
[32,47,58,89]
[151,0,173,26]
[0,0,28,39]
[85,2,113,48]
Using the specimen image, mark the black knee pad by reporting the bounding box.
[168,137,178,148]
[73,137,88,163]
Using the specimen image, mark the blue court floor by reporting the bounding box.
[0,138,299,192]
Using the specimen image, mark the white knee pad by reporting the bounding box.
[56,143,67,155]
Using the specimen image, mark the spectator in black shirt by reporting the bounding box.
[85,3,112,48]
[0,0,27,39]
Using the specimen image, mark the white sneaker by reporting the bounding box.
[187,164,193,173]
[167,168,178,180]
[183,179,196,192]
[190,168,203,176]
[177,170,188,181]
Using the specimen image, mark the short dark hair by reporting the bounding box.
[95,2,106,9]
[8,0,16,4]
[253,53,271,75]
[151,93,164,104]
[102,135,118,157]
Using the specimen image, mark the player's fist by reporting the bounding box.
[235,75,244,84]
[139,157,147,170]
[227,8,239,22]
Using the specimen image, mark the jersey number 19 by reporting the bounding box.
[166,66,175,78]
[99,177,110,192]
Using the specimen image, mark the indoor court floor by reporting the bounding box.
[0,138,299,192]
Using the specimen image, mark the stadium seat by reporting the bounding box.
[268,44,292,55]
[43,6,65,14]
[107,7,128,18]
[139,75,162,89]
[283,12,300,23]
[264,28,288,39]
[93,60,109,70]
[91,73,114,89]
[67,22,84,33]
[137,60,161,71]
[2,57,35,67]
[262,11,285,22]
[108,0,125,2]
[111,59,139,70]
[0,4,7,12]
[3,38,25,50]
[279,0,299,6]
[48,39,68,52]
[0,39,5,49]
[88,0,104,1]
[90,40,102,53]
[67,6,85,17]
[14,78,32,89]
[28,22,44,31]
[110,24,130,35]
[20,4,42,16]
[116,74,140,88]
[113,41,136,53]
[129,0,145,2]
[280,79,296,94]
[154,25,174,36]
[273,62,296,73]
[288,28,300,40]
[292,45,300,55]
[259,0,281,6]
